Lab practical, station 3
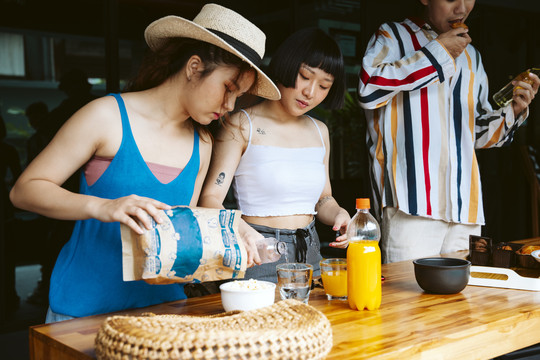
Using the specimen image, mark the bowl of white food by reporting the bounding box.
[219,279,276,312]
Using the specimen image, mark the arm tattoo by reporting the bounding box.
[256,128,266,135]
[215,172,226,186]
[316,196,333,211]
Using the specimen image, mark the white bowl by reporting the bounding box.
[531,250,540,263]
[219,279,276,312]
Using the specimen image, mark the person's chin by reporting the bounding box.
[296,106,313,116]
[192,117,213,126]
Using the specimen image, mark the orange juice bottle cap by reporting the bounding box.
[356,198,370,209]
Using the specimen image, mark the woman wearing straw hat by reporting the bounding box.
[10,3,279,322]
[200,28,350,283]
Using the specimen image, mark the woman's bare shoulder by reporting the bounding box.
[58,95,124,154]
[229,107,253,126]
[218,109,252,142]
[304,114,328,133]
[70,95,121,125]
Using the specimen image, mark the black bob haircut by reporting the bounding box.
[267,27,346,109]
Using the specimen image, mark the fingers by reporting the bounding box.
[241,234,261,268]
[246,256,254,268]
[437,30,471,59]
[454,28,469,38]
[250,242,262,266]
[456,32,472,48]
[123,215,146,235]
[511,73,539,116]
[329,237,349,249]
[126,205,155,231]
[513,79,536,106]
[330,220,349,248]
[460,33,472,44]
[126,197,171,230]
[99,195,172,234]
[528,73,540,95]
[512,94,529,114]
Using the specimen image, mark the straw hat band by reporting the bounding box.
[191,3,265,58]
[144,3,281,100]
[208,29,262,66]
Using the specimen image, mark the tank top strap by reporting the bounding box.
[192,127,200,161]
[305,115,325,150]
[239,109,253,152]
[108,93,137,149]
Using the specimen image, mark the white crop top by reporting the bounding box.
[232,110,326,217]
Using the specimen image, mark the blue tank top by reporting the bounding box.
[49,93,200,317]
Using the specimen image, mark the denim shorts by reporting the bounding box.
[244,220,322,283]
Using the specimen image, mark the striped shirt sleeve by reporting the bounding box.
[358,22,456,110]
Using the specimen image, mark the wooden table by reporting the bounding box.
[30,238,540,360]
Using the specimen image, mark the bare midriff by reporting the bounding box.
[242,214,314,230]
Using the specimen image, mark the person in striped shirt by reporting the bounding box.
[358,0,539,263]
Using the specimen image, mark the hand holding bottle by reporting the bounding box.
[238,219,263,267]
[493,68,539,116]
[511,70,539,116]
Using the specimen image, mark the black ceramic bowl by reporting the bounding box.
[413,258,471,294]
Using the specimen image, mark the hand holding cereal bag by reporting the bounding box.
[121,206,247,284]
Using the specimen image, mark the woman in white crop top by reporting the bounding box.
[200,28,351,282]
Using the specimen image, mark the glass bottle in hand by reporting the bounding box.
[493,67,540,108]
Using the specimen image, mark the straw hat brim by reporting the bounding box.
[145,16,280,100]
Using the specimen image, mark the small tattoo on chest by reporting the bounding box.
[256,128,266,135]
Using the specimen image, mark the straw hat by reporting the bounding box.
[144,3,280,100]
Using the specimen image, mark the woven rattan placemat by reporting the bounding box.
[95,299,332,359]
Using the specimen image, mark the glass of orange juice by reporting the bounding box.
[320,258,347,300]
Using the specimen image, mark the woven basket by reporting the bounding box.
[95,299,332,360]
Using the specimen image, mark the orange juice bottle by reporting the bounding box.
[346,198,381,311]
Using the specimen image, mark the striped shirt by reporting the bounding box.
[358,18,528,225]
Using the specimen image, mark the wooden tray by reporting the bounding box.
[468,265,540,291]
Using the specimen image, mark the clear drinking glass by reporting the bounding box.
[320,258,347,300]
[276,263,313,304]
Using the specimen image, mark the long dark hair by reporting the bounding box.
[125,38,257,138]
